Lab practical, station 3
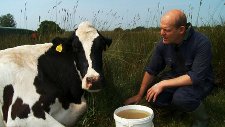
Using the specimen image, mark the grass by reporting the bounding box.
[1,1,225,126]
[75,26,225,127]
[0,25,225,127]
[2,1,225,126]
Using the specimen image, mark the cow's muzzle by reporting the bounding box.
[86,76,103,92]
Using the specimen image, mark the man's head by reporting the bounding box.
[160,9,187,44]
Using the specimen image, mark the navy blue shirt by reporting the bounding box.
[145,23,214,87]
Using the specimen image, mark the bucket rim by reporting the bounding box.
[113,105,154,124]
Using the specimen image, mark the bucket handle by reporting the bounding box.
[119,120,134,127]
[128,123,134,127]
[128,121,134,127]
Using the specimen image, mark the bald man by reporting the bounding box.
[124,9,214,127]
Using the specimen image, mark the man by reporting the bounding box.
[124,9,214,127]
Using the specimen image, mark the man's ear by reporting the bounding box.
[180,26,186,34]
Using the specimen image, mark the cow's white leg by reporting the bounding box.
[0,103,6,127]
[7,112,65,127]
[0,79,7,127]
[50,95,87,126]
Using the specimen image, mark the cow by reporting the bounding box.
[0,21,112,127]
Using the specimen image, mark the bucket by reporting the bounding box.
[114,105,154,127]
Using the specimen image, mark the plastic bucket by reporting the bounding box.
[114,105,154,127]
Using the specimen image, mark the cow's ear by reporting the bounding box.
[51,37,67,53]
[52,37,62,45]
[97,31,112,50]
[103,38,112,51]
[105,38,112,47]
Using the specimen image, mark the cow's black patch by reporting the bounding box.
[90,33,112,89]
[2,84,14,122]
[11,98,30,120]
[32,31,111,112]
[32,101,46,119]
[33,35,85,111]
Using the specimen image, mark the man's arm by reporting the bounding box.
[124,72,154,105]
[138,72,155,97]
[146,74,193,102]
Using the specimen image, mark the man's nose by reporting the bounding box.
[160,29,165,36]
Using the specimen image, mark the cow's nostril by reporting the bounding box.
[86,77,93,83]
[86,76,100,83]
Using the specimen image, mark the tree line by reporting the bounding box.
[0,13,63,36]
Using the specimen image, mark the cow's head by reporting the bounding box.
[67,21,111,92]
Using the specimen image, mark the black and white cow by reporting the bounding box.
[0,21,111,127]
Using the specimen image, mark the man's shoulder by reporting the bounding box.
[189,30,211,48]
[192,30,210,42]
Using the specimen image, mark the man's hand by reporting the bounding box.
[146,80,166,102]
[124,94,142,105]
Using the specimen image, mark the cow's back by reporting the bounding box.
[0,43,53,123]
[0,43,53,85]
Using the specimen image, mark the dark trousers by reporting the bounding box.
[152,83,214,112]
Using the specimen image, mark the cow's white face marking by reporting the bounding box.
[73,61,82,80]
[75,21,100,90]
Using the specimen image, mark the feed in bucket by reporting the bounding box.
[117,109,150,119]
[114,105,154,127]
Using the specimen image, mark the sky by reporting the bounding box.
[0,0,225,31]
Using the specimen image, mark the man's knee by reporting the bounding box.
[172,92,200,112]
[152,87,177,107]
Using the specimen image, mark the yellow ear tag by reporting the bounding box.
[56,44,63,52]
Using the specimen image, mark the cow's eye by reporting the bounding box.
[76,47,83,53]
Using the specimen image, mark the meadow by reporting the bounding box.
[0,24,225,127]
[76,26,225,127]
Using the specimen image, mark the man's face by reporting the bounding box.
[160,17,184,44]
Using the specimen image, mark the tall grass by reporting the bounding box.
[74,25,225,127]
[1,24,224,127]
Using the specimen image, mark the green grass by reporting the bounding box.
[75,27,225,127]
[0,26,224,127]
